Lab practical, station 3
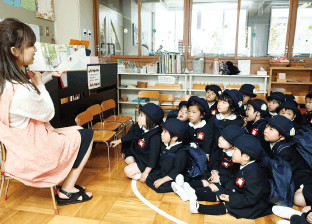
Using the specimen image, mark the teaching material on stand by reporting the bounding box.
[29,42,87,71]
[238,60,251,75]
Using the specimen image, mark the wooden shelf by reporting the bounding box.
[270,67,312,70]
[118,87,187,91]
[271,82,312,85]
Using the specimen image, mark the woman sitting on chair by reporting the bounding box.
[0,18,93,206]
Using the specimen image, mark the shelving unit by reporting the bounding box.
[117,73,188,118]
[189,74,269,98]
[268,67,312,102]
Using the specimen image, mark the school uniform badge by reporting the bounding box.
[310,118,312,124]
[211,110,217,115]
[222,158,231,168]
[197,132,204,140]
[235,177,245,187]
[138,139,145,148]
[251,128,258,136]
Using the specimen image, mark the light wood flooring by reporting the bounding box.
[0,128,302,224]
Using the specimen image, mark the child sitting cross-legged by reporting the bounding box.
[244,99,270,153]
[205,84,222,118]
[267,92,286,118]
[171,125,244,201]
[187,135,272,219]
[145,118,188,193]
[264,116,312,216]
[166,101,189,124]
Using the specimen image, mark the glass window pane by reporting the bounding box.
[141,0,184,55]
[191,1,238,57]
[292,1,312,58]
[238,0,290,57]
[99,0,138,55]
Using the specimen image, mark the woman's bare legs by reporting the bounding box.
[58,138,93,200]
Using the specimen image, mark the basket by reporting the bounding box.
[289,61,307,68]
[146,64,158,74]
[158,76,178,84]
[268,61,289,67]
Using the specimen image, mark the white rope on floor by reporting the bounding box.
[131,179,188,224]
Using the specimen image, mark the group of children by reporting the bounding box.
[110,84,312,223]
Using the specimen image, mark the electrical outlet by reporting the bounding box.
[88,30,91,38]
[83,29,87,38]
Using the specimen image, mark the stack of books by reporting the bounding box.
[158,52,185,74]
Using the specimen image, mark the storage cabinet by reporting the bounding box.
[46,63,117,128]
[268,67,312,104]
[189,74,269,99]
[117,73,188,118]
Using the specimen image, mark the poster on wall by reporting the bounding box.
[21,0,35,11]
[88,66,101,90]
[29,42,87,71]
[3,0,21,7]
[35,0,54,21]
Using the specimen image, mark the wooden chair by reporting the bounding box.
[101,99,134,135]
[76,111,116,172]
[87,104,123,162]
[159,94,177,118]
[0,142,59,215]
[135,91,160,121]
[180,95,196,101]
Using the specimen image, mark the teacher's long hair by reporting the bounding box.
[0,18,39,96]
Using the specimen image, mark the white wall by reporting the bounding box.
[79,0,95,55]
[54,0,80,45]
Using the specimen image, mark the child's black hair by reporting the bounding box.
[306,92,312,100]
[219,91,236,114]
[268,98,282,105]
[139,109,157,130]
[179,104,188,110]
[187,100,205,117]
[168,129,182,142]
[248,103,264,119]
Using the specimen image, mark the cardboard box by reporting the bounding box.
[278,73,286,79]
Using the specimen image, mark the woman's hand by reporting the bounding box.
[49,69,66,78]
[26,68,43,87]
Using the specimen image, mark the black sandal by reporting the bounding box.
[56,188,93,206]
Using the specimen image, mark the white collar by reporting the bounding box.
[244,105,247,110]
[223,149,232,157]
[270,143,275,150]
[188,120,206,129]
[164,141,182,150]
[208,101,216,108]
[269,111,277,116]
[240,160,255,170]
[216,113,237,120]
[140,125,159,133]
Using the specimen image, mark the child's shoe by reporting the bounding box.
[171,182,189,201]
[189,195,199,213]
[272,205,302,219]
[175,174,184,188]
[184,182,197,201]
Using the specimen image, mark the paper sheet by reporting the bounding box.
[3,0,21,7]
[29,42,87,71]
[21,0,36,11]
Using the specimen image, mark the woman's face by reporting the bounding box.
[14,45,37,67]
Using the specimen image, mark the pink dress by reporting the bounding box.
[0,84,81,188]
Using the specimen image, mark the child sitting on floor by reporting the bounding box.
[267,92,286,118]
[244,99,269,152]
[166,101,188,124]
[302,92,312,128]
[204,89,244,171]
[264,115,312,211]
[171,125,244,201]
[187,134,272,219]
[145,118,188,193]
[111,103,164,182]
[239,84,257,111]
[205,84,222,117]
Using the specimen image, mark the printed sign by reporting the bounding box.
[88,66,101,90]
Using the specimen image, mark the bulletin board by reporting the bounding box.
[35,0,54,21]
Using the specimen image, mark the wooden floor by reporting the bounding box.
[0,129,302,224]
